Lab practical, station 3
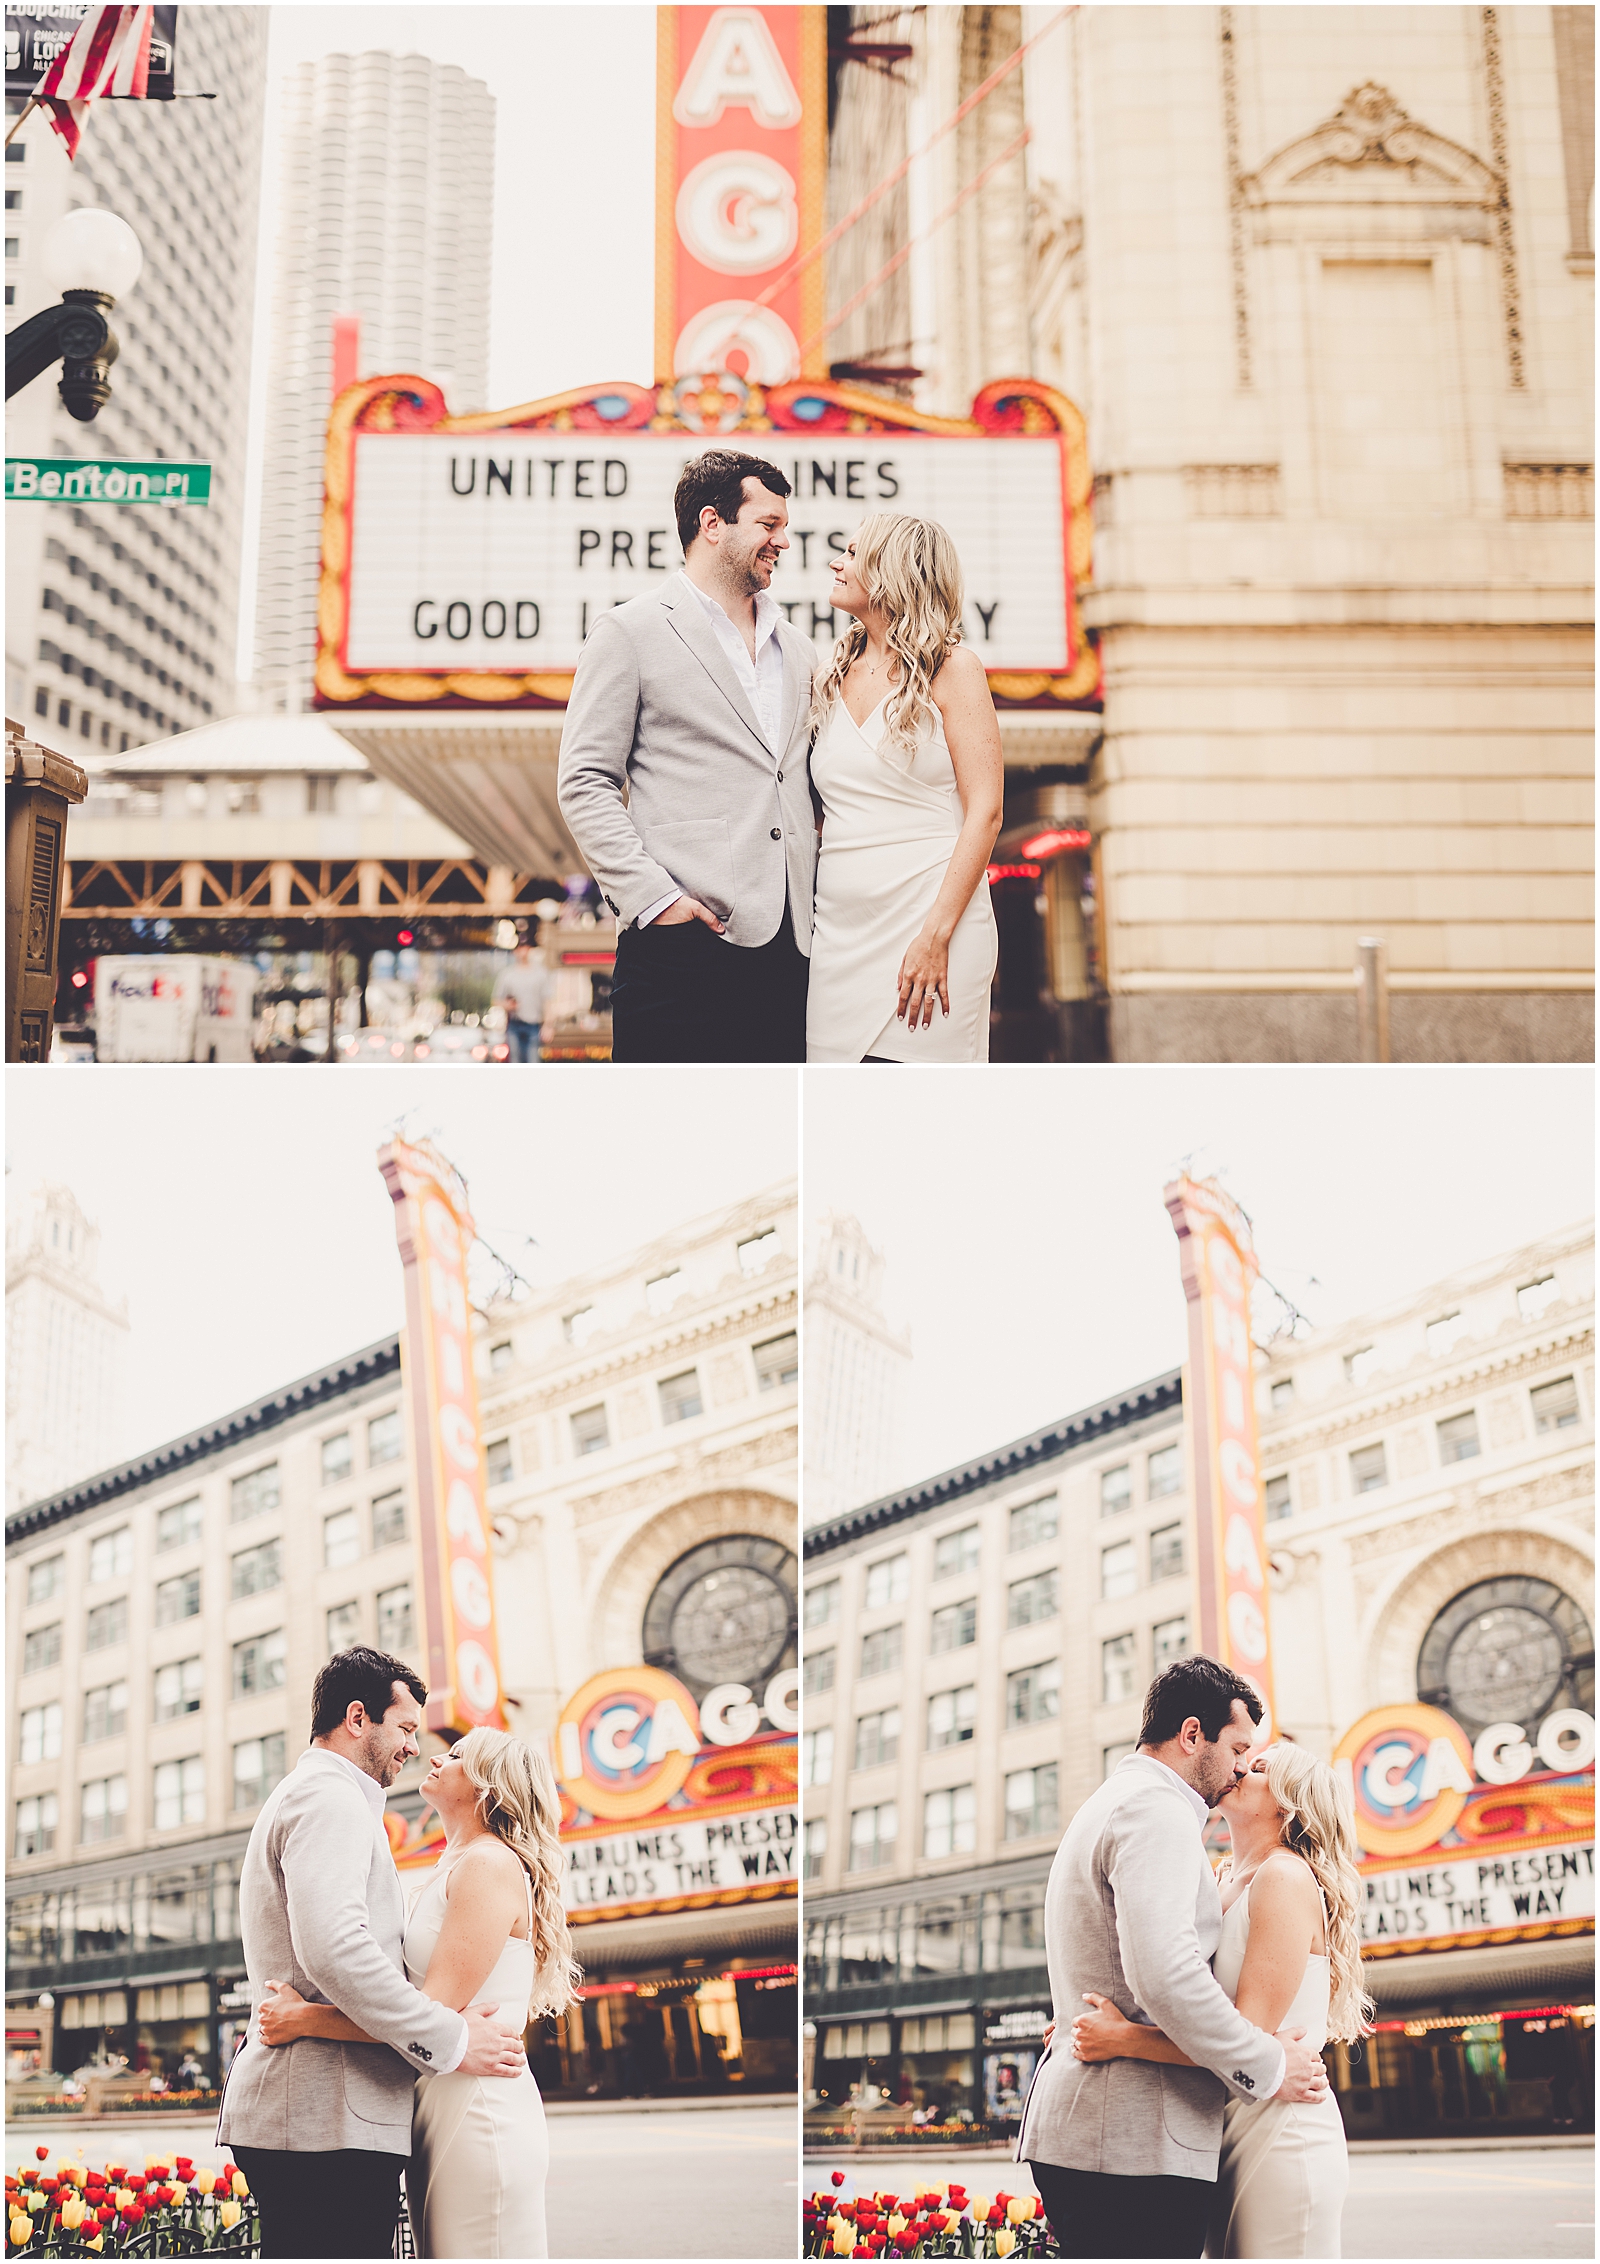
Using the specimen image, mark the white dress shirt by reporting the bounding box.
[638,571,786,928]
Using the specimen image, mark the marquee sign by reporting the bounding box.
[313,373,1095,713]
[1164,1176,1276,1729]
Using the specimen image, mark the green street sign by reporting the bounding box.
[5,458,212,504]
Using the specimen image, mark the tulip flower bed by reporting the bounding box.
[804,2175,1055,2260]
[5,2149,258,2255]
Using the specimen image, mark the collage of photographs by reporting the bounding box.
[2,4,1593,2263]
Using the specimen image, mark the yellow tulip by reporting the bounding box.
[23,2199,43,2217]
[994,2233,1016,2259]
[1007,2197,1034,2224]
[230,2172,249,2200]
[84,2237,104,2254]
[113,2190,134,2212]
[219,2202,242,2231]
[887,2216,907,2238]
[8,2223,29,2250]
[833,2231,853,2258]
[194,2173,215,2197]
[969,2195,991,2220]
[58,2200,85,2231]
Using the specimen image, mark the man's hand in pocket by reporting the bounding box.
[652,895,725,932]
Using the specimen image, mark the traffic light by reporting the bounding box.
[396,928,415,948]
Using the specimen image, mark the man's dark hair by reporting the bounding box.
[674,449,791,552]
[311,1647,427,1740]
[1138,1656,1262,1748]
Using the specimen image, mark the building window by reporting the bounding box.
[658,1369,702,1425]
[1005,1763,1059,1841]
[152,1659,202,1722]
[1437,1411,1481,1464]
[753,1331,798,1391]
[155,1497,203,1551]
[645,1269,683,1315]
[152,1756,204,1829]
[153,1574,200,1625]
[1008,1496,1058,1551]
[230,1465,280,1523]
[1104,1742,1137,1779]
[1417,1574,1594,1735]
[801,1728,833,1786]
[80,1775,127,1845]
[232,1734,286,1812]
[83,1681,129,1743]
[1102,1633,1138,1705]
[1100,1465,1132,1516]
[927,1685,976,1749]
[804,1579,840,1629]
[232,1630,286,1698]
[1426,1311,1470,1358]
[1349,1443,1388,1495]
[14,1794,57,1859]
[371,1490,407,1548]
[307,774,338,812]
[1149,1523,1185,1583]
[1101,1541,1137,1600]
[20,1702,63,1765]
[485,1437,514,1487]
[934,1524,981,1578]
[1006,1659,1060,1726]
[563,1304,599,1347]
[923,1785,976,1859]
[489,1338,514,1373]
[860,1624,903,1678]
[1531,1375,1580,1432]
[327,1601,362,1655]
[1007,1570,1057,1628]
[931,1599,978,1652]
[1270,1377,1294,1409]
[1344,1346,1381,1387]
[321,1433,352,1484]
[571,1404,610,1455]
[865,1553,910,1609]
[33,681,46,713]
[854,1708,900,1771]
[368,1409,403,1464]
[88,1527,133,1583]
[803,1818,827,1880]
[23,1624,61,1675]
[1153,1615,1190,1667]
[803,1647,836,1696]
[738,1228,780,1274]
[377,1583,414,1650]
[1518,1274,1560,1321]
[848,1802,897,1871]
[1264,1474,1292,1523]
[231,1540,282,1599]
[26,1554,65,1604]
[324,1510,360,1569]
[1147,1444,1182,1498]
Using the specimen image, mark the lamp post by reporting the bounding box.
[4,207,143,420]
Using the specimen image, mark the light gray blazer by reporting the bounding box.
[1016,1754,1286,2182]
[556,578,819,951]
[216,1748,466,2157]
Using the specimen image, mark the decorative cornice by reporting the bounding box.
[559,1431,799,1531]
[488,1286,798,1421]
[1345,1462,1595,1564]
[1243,81,1501,205]
[1262,1323,1593,1452]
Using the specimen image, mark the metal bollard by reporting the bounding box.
[6,717,88,1062]
[1355,936,1390,1063]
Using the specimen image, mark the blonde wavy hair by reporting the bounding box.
[1227,1743,1374,2045]
[809,512,965,770]
[454,1726,582,2021]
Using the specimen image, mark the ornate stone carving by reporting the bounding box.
[1394,1425,1428,1480]
[1245,81,1501,203]
[1346,1462,1593,1565]
[707,1349,752,1409]
[565,1424,798,1530]
[1503,463,1594,520]
[1183,465,1282,518]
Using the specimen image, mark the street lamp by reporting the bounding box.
[4,207,143,420]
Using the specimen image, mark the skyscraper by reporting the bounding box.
[803,1213,911,1529]
[5,1183,129,1512]
[3,7,268,751]
[251,51,494,715]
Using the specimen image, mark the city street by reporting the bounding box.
[803,2144,1596,2259]
[9,2102,796,2259]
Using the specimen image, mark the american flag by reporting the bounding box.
[34,5,155,160]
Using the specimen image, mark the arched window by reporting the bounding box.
[1417,1577,1595,1737]
[642,1534,797,1702]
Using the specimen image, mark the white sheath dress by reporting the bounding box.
[806,691,997,1063]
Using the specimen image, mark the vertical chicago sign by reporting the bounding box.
[1165,1176,1277,1729]
[379,1138,508,1737]
[656,5,828,387]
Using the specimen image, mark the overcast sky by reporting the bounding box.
[7,1066,795,1467]
[804,1064,1595,1495]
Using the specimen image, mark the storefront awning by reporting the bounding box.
[332,714,580,878]
[1365,1934,1595,2012]
[572,1897,797,1974]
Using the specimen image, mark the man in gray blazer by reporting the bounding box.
[217,1647,524,2259]
[1017,1656,1330,2259]
[557,448,819,1062]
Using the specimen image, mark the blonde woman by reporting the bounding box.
[806,513,1003,1062]
[1070,1742,1371,2258]
[257,1728,580,2259]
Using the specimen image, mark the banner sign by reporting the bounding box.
[656,5,827,386]
[6,458,210,504]
[377,1138,507,1739]
[1164,1176,1276,1730]
[315,374,1095,712]
[1357,1842,1594,1951]
[567,1805,797,1914]
[5,5,176,101]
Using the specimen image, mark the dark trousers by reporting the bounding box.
[232,2144,403,2261]
[1027,2161,1214,2261]
[610,904,808,1063]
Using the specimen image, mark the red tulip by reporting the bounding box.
[35,2151,48,2164]
[95,2208,115,2226]
[104,2170,125,2186]
[831,2172,846,2188]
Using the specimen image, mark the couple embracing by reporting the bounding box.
[1021,1655,1371,2260]
[216,1647,580,2259]
[557,448,1004,1064]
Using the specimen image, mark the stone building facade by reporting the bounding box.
[5,1184,129,1515]
[802,1213,912,1531]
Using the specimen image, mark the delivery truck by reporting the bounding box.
[91,957,257,1063]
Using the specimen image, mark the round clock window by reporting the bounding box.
[642,1534,797,1703]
